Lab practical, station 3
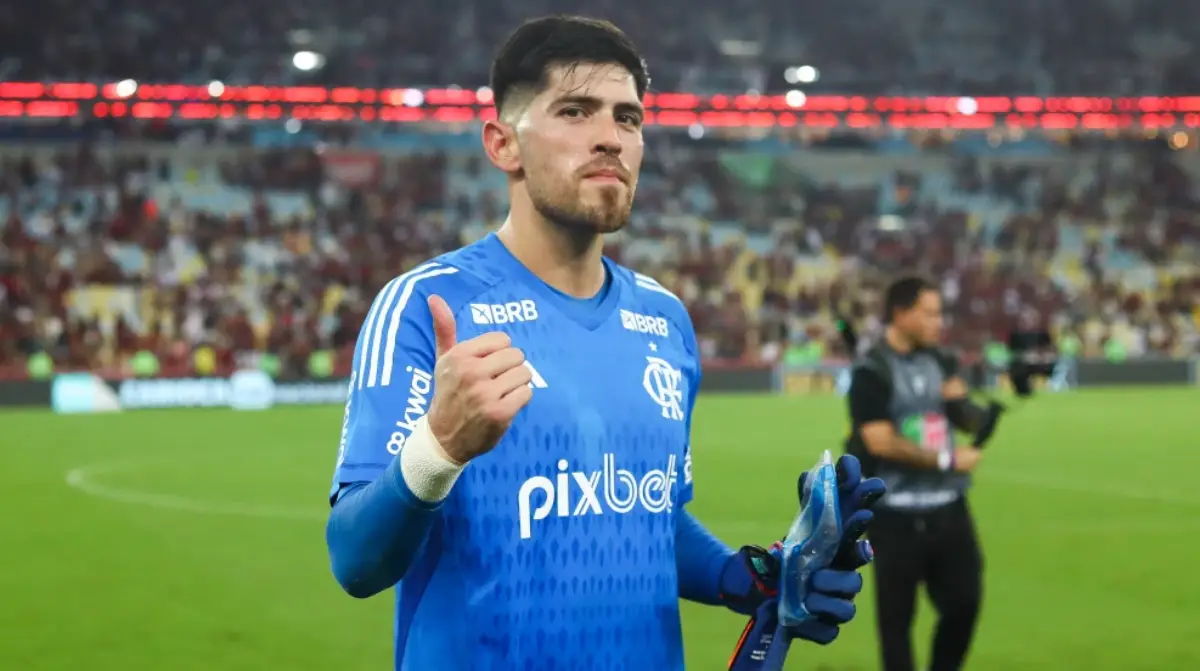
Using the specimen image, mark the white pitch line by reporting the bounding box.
[63,453,1196,528]
[64,462,327,521]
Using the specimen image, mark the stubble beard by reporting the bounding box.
[531,178,634,235]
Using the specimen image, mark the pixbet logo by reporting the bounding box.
[517,453,678,540]
[386,366,433,455]
[471,300,538,325]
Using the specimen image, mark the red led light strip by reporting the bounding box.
[2,82,1200,130]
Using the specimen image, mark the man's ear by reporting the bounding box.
[482,120,521,172]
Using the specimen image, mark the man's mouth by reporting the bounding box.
[583,168,627,184]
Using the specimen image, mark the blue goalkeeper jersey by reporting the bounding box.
[330,233,701,670]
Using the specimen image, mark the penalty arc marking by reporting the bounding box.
[64,462,326,521]
[62,459,1198,522]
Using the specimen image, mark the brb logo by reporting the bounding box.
[517,454,678,540]
[620,309,669,337]
[471,300,538,325]
[386,366,433,455]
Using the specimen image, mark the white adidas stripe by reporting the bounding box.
[633,272,682,301]
[355,276,402,391]
[635,279,681,301]
[356,262,439,391]
[524,361,549,389]
[379,266,459,387]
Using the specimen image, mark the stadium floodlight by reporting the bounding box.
[207,80,225,97]
[402,89,424,107]
[786,90,807,108]
[784,65,819,85]
[292,51,324,72]
[115,79,138,98]
[956,97,978,115]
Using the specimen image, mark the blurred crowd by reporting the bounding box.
[3,0,1199,378]
[1,129,1197,380]
[3,0,1199,95]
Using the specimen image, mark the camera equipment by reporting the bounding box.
[1004,329,1059,398]
[834,320,1057,449]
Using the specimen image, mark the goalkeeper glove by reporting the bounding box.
[726,454,885,671]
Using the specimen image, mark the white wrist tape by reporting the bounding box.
[399,416,466,504]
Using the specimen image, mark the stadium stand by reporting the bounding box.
[1,132,1197,380]
[1,1,1198,381]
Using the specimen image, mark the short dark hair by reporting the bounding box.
[883,275,937,323]
[489,15,650,117]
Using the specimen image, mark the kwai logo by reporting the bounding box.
[386,366,433,455]
[517,453,678,540]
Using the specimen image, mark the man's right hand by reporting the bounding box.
[424,294,533,464]
[953,446,983,473]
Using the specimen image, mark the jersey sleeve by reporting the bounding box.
[329,266,451,501]
[848,365,892,426]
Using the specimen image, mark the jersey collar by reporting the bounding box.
[482,233,623,332]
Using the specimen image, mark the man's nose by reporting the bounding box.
[591,117,623,156]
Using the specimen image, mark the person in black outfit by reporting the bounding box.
[844,277,999,671]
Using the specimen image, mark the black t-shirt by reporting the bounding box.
[844,346,959,475]
[847,347,960,429]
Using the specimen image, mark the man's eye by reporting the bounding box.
[561,107,586,118]
[617,113,642,126]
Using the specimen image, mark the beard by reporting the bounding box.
[528,174,634,234]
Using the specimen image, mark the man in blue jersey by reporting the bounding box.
[325,15,883,670]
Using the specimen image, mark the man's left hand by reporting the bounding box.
[788,452,885,642]
[726,454,885,669]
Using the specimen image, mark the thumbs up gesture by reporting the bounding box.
[424,295,534,464]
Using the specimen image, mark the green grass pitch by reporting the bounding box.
[3,388,1198,670]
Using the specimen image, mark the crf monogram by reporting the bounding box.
[643,356,684,421]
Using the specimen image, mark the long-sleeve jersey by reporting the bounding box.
[326,232,732,670]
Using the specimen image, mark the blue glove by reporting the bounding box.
[726,454,885,671]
